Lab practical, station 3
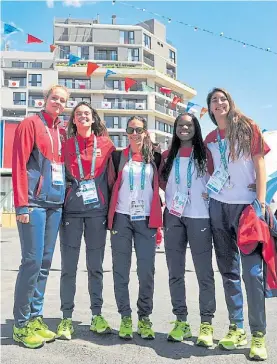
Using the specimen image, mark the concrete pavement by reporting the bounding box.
[1,228,277,364]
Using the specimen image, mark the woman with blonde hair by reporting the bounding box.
[12,85,69,348]
[205,87,270,360]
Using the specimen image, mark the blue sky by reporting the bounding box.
[1,1,277,136]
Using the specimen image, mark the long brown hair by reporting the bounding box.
[67,101,108,138]
[127,116,154,163]
[206,87,263,160]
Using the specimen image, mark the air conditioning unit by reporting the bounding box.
[66,100,77,108]
[9,80,20,88]
[168,109,174,117]
[135,102,145,110]
[34,99,44,108]
[101,101,111,109]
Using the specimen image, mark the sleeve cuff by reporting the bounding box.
[16,206,29,215]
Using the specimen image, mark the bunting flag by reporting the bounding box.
[160,86,172,95]
[125,77,137,92]
[105,69,116,78]
[200,107,208,118]
[141,82,154,92]
[68,54,81,66]
[87,62,100,76]
[50,44,57,52]
[4,23,20,35]
[27,34,43,44]
[170,95,182,110]
[186,101,195,112]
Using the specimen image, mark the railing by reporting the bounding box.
[58,80,91,89]
[166,69,176,79]
[155,103,178,117]
[143,57,154,67]
[28,100,43,107]
[94,52,118,61]
[13,101,27,106]
[109,137,128,148]
[1,61,52,70]
[56,35,93,42]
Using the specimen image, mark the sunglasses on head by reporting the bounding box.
[126,126,145,135]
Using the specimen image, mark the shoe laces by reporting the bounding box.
[252,332,264,348]
[226,325,238,339]
[61,318,71,330]
[94,315,106,326]
[35,317,48,329]
[200,323,212,335]
[170,320,188,330]
[141,317,152,329]
[122,317,132,328]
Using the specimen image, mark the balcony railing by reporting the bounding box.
[13,101,27,106]
[58,80,91,89]
[94,52,118,61]
[3,79,27,87]
[166,69,176,79]
[155,103,178,117]
[56,35,93,42]
[143,57,154,67]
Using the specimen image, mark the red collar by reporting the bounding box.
[179,146,193,157]
[41,111,60,128]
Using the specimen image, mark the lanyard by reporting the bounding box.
[74,134,97,179]
[128,150,146,192]
[39,112,61,159]
[217,130,228,171]
[175,150,194,191]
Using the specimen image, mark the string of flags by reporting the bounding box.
[113,1,276,55]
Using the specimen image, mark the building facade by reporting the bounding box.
[0,16,197,216]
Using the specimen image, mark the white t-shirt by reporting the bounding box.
[164,148,209,219]
[205,127,270,204]
[116,161,154,216]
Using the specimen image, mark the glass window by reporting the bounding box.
[169,49,176,63]
[121,116,128,129]
[143,34,151,49]
[28,74,42,87]
[120,31,134,44]
[111,135,119,147]
[128,48,139,62]
[13,92,26,105]
[9,77,26,87]
[77,46,89,60]
[119,31,125,44]
[12,61,28,68]
[60,46,70,59]
[128,31,135,44]
[30,62,42,69]
[59,78,73,88]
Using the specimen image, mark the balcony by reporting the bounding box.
[58,80,91,90]
[143,57,154,67]
[166,69,176,79]
[56,34,92,42]
[94,52,118,61]
[2,109,26,118]
[155,103,178,118]
[3,79,27,88]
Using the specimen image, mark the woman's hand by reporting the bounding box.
[202,192,209,201]
[16,214,29,224]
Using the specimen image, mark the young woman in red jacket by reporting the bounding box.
[108,116,162,340]
[56,102,115,340]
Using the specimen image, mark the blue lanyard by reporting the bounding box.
[217,130,228,170]
[74,134,97,179]
[128,151,146,192]
[175,150,194,190]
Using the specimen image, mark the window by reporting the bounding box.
[75,79,90,89]
[120,31,135,44]
[104,98,119,109]
[143,34,151,49]
[30,62,42,69]
[128,48,139,62]
[28,74,42,87]
[156,120,173,134]
[9,77,26,87]
[105,116,119,128]
[59,78,73,88]
[105,80,120,90]
[13,92,26,105]
[110,135,120,147]
[73,97,90,103]
[121,116,128,129]
[12,61,28,68]
[169,49,176,63]
[60,46,70,59]
[95,49,117,61]
[77,46,89,60]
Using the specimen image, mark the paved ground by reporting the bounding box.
[1,228,277,363]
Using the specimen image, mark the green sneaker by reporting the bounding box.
[90,315,111,334]
[56,318,74,340]
[29,317,56,342]
[137,317,155,340]
[249,332,267,361]
[196,322,214,347]
[167,320,192,342]
[13,324,45,349]
[219,324,247,350]
[119,316,133,340]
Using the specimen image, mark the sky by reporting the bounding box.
[1,0,277,136]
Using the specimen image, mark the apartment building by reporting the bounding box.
[0,16,197,218]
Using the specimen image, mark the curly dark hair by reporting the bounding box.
[67,101,108,138]
[161,112,207,182]
[127,116,154,164]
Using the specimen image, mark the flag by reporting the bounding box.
[170,95,181,110]
[160,86,172,95]
[105,69,116,78]
[50,44,57,52]
[68,54,81,66]
[141,82,154,92]
[27,34,43,44]
[87,62,100,76]
[125,78,137,92]
[200,107,208,118]
[186,102,195,112]
[4,23,20,35]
